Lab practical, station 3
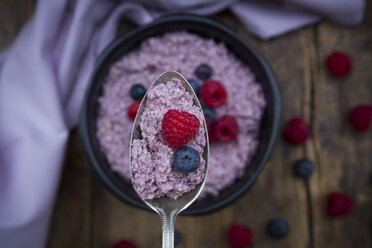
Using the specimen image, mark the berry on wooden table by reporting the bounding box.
[267,218,289,239]
[112,240,136,248]
[293,158,314,179]
[349,105,372,131]
[283,117,309,145]
[174,230,182,246]
[325,51,351,78]
[327,192,352,217]
[227,224,253,248]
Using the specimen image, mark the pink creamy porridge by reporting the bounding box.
[96,32,266,198]
[131,78,206,200]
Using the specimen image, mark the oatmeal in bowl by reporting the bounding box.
[80,14,281,215]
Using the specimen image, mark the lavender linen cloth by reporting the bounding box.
[0,0,365,247]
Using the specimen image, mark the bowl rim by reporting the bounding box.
[79,13,281,215]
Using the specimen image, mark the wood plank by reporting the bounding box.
[176,207,234,247]
[231,15,315,248]
[47,132,92,248]
[310,2,372,248]
[90,181,160,248]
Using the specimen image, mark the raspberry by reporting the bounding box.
[162,109,200,149]
[283,117,309,145]
[327,192,352,217]
[326,51,351,78]
[127,100,141,120]
[199,80,227,108]
[227,224,253,248]
[212,115,239,142]
[112,240,136,248]
[349,105,372,131]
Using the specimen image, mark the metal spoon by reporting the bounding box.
[129,70,209,248]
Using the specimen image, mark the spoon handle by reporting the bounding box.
[159,209,178,248]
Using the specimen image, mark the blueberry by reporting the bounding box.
[187,78,200,94]
[130,84,146,100]
[174,230,181,246]
[267,218,289,238]
[293,158,314,178]
[202,106,216,124]
[173,146,200,173]
[194,64,213,80]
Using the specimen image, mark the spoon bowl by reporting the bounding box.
[129,70,210,248]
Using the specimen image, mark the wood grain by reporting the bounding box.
[310,9,372,248]
[47,132,92,248]
[0,1,371,248]
[229,13,315,248]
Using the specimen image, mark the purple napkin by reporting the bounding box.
[0,0,365,247]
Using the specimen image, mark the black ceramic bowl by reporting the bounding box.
[79,14,281,215]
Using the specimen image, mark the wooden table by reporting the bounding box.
[1,1,371,248]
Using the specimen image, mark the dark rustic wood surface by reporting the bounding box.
[1,1,371,248]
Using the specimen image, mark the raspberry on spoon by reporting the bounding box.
[161,109,200,149]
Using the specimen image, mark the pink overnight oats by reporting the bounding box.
[96,32,266,198]
[131,78,206,200]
